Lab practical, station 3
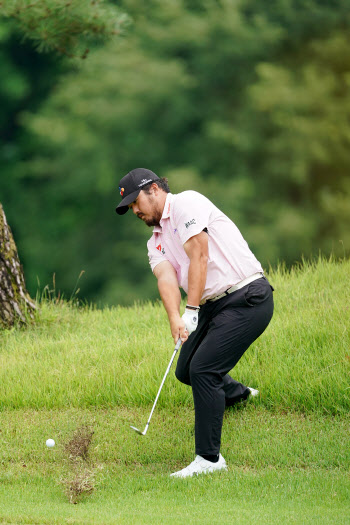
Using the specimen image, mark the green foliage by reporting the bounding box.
[246,30,350,259]
[1,0,350,304]
[0,0,129,58]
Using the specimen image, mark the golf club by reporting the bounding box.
[130,338,182,436]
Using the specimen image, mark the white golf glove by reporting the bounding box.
[181,307,199,335]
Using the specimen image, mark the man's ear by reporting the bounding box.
[151,182,159,194]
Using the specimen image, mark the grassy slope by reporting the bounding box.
[0,258,349,524]
[1,258,349,413]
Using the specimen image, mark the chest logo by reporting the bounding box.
[185,218,196,229]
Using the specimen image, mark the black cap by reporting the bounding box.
[116,168,160,215]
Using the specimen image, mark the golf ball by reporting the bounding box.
[46,439,55,448]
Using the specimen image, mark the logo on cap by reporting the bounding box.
[138,178,152,188]
[119,187,125,196]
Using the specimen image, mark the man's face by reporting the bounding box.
[128,190,162,227]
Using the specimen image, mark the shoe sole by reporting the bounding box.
[170,464,227,478]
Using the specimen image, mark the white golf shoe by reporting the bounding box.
[170,454,227,478]
[248,387,259,397]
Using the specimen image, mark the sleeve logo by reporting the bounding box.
[185,218,196,229]
[156,244,165,255]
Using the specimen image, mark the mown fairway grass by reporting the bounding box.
[0,258,349,524]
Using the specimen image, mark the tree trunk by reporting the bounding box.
[0,203,36,328]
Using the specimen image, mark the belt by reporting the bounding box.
[202,272,264,305]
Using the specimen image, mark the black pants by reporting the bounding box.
[175,277,274,456]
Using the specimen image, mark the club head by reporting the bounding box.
[130,425,146,436]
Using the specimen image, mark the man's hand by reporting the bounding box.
[181,308,199,335]
[169,313,188,344]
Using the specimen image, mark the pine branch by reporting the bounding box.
[0,0,130,58]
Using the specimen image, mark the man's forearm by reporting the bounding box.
[187,254,208,306]
[153,261,188,344]
[158,278,182,322]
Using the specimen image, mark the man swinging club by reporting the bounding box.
[116,168,274,478]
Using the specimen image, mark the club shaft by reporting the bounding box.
[145,339,181,428]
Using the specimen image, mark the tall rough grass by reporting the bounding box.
[0,257,349,414]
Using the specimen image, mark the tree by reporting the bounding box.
[0,203,36,328]
[0,0,128,58]
[0,1,128,326]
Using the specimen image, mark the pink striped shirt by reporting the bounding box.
[147,191,263,302]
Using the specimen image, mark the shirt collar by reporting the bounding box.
[152,193,173,233]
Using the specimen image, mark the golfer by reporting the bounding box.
[116,168,274,478]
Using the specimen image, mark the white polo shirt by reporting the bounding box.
[147,191,263,302]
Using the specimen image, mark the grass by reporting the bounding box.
[0,407,349,524]
[0,257,349,523]
[1,257,349,413]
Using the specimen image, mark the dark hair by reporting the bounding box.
[142,177,170,194]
